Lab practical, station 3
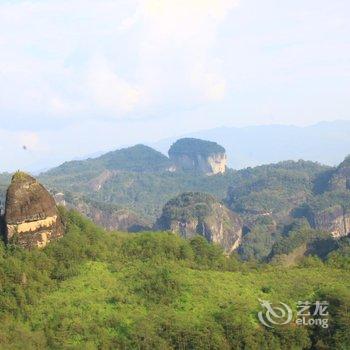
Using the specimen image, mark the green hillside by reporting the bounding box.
[43,144,172,178]
[39,159,330,222]
[0,210,348,349]
[226,160,330,216]
[40,169,237,221]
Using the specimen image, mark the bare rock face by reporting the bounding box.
[88,170,116,191]
[53,192,150,232]
[168,138,227,176]
[4,172,64,248]
[74,200,150,232]
[307,205,350,238]
[156,192,242,254]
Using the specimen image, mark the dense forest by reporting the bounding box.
[0,141,349,348]
[168,138,225,158]
[0,209,349,349]
[37,158,331,222]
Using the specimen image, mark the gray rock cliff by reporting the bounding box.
[156,192,242,254]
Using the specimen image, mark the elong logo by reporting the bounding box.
[258,299,292,328]
[258,299,329,329]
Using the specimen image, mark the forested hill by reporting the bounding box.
[0,209,348,348]
[2,142,349,265]
[43,144,173,177]
[38,157,330,222]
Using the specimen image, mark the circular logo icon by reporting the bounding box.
[258,299,293,328]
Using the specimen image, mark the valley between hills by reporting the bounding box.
[0,138,349,349]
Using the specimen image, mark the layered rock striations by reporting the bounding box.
[4,172,64,248]
[53,192,150,232]
[307,205,350,239]
[156,192,242,254]
[168,138,227,175]
[74,200,150,232]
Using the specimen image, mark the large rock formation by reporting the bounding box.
[74,200,150,232]
[168,138,227,175]
[53,193,150,232]
[4,172,64,248]
[307,205,350,239]
[156,192,242,254]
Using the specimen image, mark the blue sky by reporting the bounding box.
[0,0,349,171]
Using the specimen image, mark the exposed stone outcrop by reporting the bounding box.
[307,205,350,238]
[88,170,116,191]
[156,192,242,254]
[168,138,227,175]
[53,192,150,232]
[74,201,150,232]
[4,172,64,248]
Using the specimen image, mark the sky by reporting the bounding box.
[0,0,349,172]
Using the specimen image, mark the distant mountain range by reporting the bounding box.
[5,120,350,174]
[1,133,349,263]
[151,120,350,169]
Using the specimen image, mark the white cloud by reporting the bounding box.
[85,55,143,113]
[133,0,237,105]
[0,0,237,122]
[190,60,227,101]
[137,0,237,44]
[1,0,349,172]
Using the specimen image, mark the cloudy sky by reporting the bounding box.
[0,0,349,171]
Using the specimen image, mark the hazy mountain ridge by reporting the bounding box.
[1,134,349,261]
[151,121,350,169]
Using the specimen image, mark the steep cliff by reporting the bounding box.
[73,201,150,232]
[53,193,150,232]
[4,172,64,248]
[156,192,242,254]
[307,205,350,238]
[168,138,227,175]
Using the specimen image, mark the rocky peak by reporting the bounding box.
[4,171,64,248]
[168,138,227,176]
[156,192,242,254]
